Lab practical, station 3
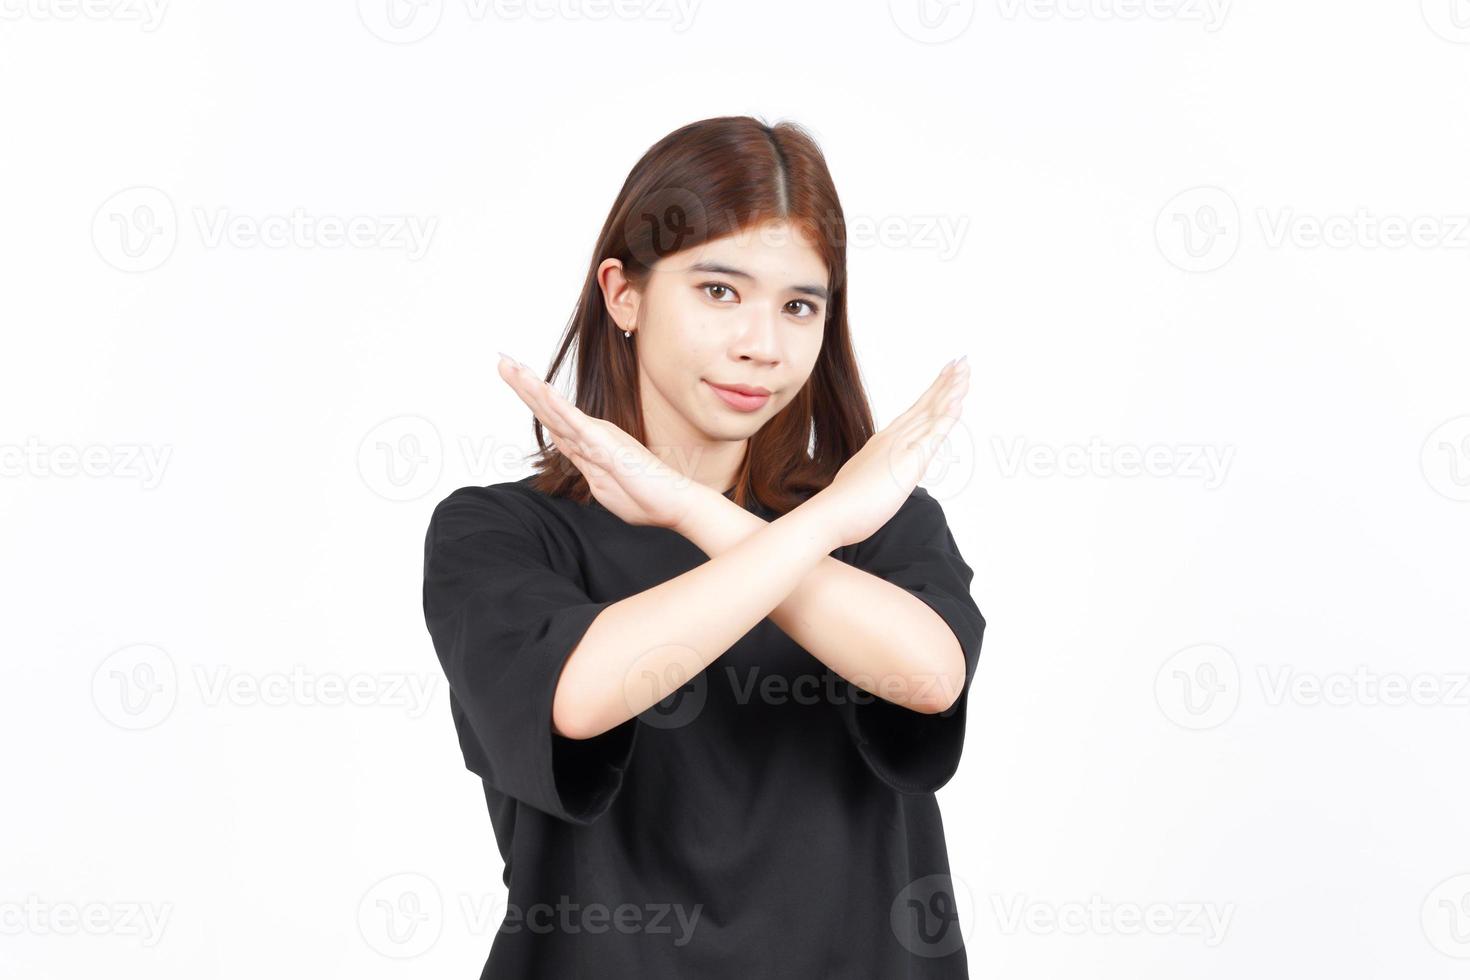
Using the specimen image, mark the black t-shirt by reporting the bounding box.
[421,475,986,979]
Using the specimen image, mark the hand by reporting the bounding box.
[497,353,705,529]
[813,357,970,549]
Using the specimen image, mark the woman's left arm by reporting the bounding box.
[674,486,969,715]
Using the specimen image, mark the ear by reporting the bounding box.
[597,258,641,333]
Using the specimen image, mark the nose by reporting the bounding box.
[729,306,782,367]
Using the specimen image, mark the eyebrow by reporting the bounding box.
[685,260,829,303]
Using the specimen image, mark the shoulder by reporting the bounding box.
[880,484,950,534]
[895,484,945,519]
[851,485,955,558]
[425,476,552,547]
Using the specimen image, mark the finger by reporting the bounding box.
[529,373,598,451]
[501,359,584,449]
[892,359,956,423]
[888,359,966,432]
[504,359,602,456]
[914,413,961,469]
[923,374,968,430]
[509,369,646,491]
[550,428,591,474]
[499,356,549,414]
[911,383,967,461]
[520,374,634,479]
[544,417,603,480]
[922,360,968,417]
[886,368,967,446]
[913,362,969,428]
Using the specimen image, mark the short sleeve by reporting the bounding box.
[829,486,986,795]
[422,486,638,825]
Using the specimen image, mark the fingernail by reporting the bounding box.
[957,354,968,365]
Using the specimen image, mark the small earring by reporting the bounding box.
[624,330,631,339]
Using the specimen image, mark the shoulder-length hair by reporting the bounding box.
[528,114,876,516]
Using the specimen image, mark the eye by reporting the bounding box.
[700,282,738,303]
[786,299,820,319]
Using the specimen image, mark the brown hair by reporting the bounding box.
[527,114,876,516]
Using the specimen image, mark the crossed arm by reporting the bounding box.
[552,487,966,741]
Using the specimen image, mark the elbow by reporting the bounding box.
[910,687,958,716]
[552,704,598,741]
[551,686,602,741]
[910,643,967,715]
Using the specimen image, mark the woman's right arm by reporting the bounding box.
[552,487,839,740]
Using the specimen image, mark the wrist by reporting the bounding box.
[671,483,735,547]
[785,488,844,557]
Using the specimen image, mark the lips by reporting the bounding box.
[705,379,771,413]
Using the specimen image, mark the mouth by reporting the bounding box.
[703,379,771,413]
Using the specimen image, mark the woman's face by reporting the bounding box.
[603,220,829,465]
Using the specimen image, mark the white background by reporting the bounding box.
[3,0,1469,976]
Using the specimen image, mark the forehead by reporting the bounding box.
[666,220,829,286]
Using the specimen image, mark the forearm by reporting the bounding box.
[552,491,840,740]
[680,494,965,716]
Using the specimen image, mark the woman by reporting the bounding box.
[422,115,984,978]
